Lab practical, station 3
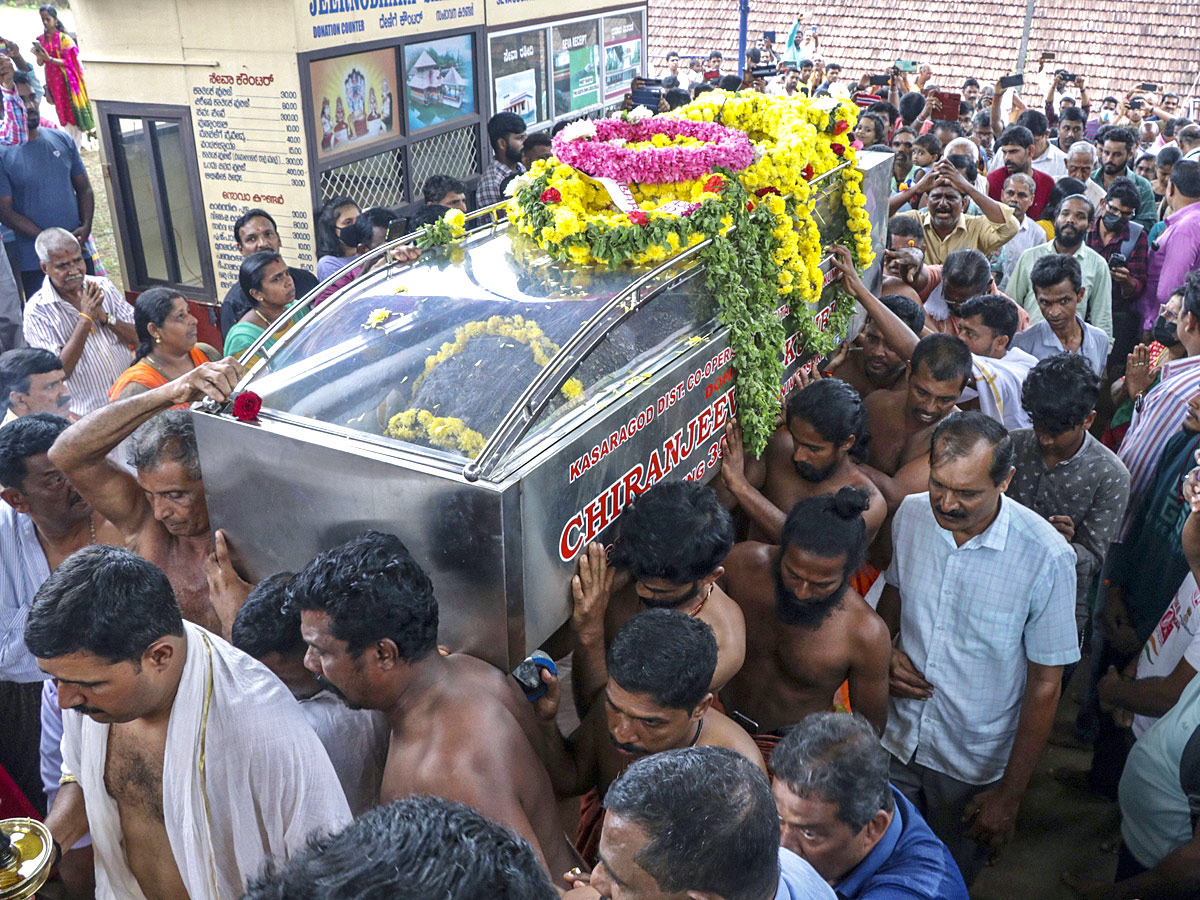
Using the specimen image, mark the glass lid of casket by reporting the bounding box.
[245,230,652,461]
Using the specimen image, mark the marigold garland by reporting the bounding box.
[388,314,584,457]
[507,91,875,455]
[385,409,487,458]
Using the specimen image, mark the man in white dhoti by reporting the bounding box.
[24,544,351,900]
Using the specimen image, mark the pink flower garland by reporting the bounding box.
[552,118,754,184]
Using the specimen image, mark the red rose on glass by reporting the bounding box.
[629,210,649,225]
[831,142,846,156]
[833,120,851,135]
[703,175,724,193]
[802,164,814,180]
[232,391,262,422]
[539,188,562,203]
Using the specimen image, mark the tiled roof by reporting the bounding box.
[648,1,1200,103]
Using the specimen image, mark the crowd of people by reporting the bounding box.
[1,16,1200,900]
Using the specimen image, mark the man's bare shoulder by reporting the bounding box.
[841,590,891,649]
[699,587,745,633]
[722,542,774,586]
[701,708,767,771]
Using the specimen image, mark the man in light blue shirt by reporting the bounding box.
[582,746,836,900]
[877,412,1079,886]
[0,413,116,816]
[1011,253,1111,376]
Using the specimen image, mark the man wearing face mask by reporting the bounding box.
[1087,178,1148,365]
[721,487,893,757]
[878,412,1078,885]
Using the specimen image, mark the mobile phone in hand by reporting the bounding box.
[869,74,891,86]
[999,74,1024,89]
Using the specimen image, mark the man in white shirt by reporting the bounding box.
[0,413,122,880]
[1098,481,1200,740]
[1066,142,1110,208]
[231,572,389,816]
[995,172,1048,290]
[953,294,1038,431]
[21,228,135,417]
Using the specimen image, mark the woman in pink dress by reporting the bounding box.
[33,5,93,148]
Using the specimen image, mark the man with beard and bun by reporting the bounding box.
[879,412,1078,885]
[986,126,1056,219]
[531,609,766,865]
[231,573,389,816]
[570,480,743,715]
[720,487,892,762]
[821,293,927,398]
[290,531,578,885]
[1007,195,1113,343]
[717,377,887,544]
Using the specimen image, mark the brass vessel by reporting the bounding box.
[0,817,53,900]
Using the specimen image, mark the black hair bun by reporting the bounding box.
[832,485,871,519]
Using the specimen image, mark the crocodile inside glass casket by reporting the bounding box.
[247,230,721,461]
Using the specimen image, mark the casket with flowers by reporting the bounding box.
[505,91,874,455]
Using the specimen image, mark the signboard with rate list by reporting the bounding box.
[188,67,317,294]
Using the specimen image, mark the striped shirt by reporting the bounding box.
[22,275,134,417]
[0,504,50,683]
[0,83,27,147]
[1117,355,1200,540]
[884,493,1079,785]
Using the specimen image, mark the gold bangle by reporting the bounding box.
[58,773,78,785]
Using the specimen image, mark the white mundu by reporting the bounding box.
[61,621,352,900]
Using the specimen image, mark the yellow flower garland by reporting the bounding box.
[508,91,872,304]
[387,314,584,458]
[385,409,487,458]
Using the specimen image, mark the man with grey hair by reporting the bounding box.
[1065,141,1108,209]
[771,712,968,898]
[995,171,1047,290]
[47,358,253,637]
[21,228,136,416]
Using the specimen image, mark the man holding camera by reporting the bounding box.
[1086,177,1149,361]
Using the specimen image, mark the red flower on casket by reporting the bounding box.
[703,175,725,193]
[831,142,847,157]
[539,188,562,203]
[802,164,814,180]
[833,120,851,136]
[629,210,649,225]
[232,391,262,422]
